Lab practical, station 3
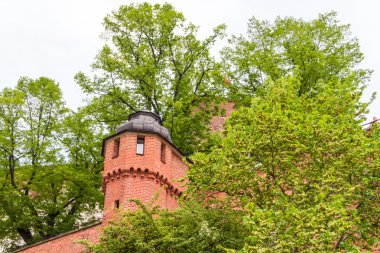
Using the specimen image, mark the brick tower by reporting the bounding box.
[101,110,188,220]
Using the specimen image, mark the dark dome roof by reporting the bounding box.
[116,110,171,142]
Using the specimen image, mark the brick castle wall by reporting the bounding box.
[13,223,102,253]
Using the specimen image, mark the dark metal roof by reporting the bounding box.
[101,110,184,157]
[101,110,190,161]
[116,110,171,142]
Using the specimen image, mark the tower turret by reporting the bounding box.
[101,111,187,220]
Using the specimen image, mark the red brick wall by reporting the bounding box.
[171,151,188,191]
[210,102,235,131]
[14,223,102,253]
[102,133,187,220]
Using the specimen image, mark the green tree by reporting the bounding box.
[82,200,248,253]
[187,76,379,252]
[0,77,104,251]
[75,2,226,155]
[223,12,372,105]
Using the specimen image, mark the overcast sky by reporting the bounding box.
[0,0,378,122]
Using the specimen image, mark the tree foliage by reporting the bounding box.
[75,2,227,155]
[1,4,378,253]
[0,77,104,251]
[82,200,248,253]
[187,76,379,252]
[223,12,372,105]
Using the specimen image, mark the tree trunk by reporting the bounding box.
[17,227,34,244]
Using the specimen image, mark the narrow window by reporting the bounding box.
[136,137,145,155]
[115,199,120,209]
[161,143,166,163]
[113,138,120,158]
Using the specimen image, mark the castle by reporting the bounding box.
[14,110,190,253]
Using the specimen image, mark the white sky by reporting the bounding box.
[0,0,379,122]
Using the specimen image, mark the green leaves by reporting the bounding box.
[83,201,248,253]
[243,197,360,252]
[187,76,379,251]
[76,2,227,155]
[0,78,104,251]
[1,5,378,252]
[223,12,371,106]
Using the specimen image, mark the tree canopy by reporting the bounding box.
[76,2,227,155]
[82,200,248,253]
[1,3,379,253]
[187,76,379,252]
[223,12,372,106]
[0,77,104,251]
